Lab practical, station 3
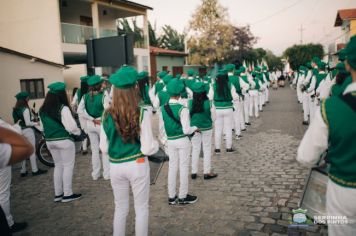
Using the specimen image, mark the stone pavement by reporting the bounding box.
[11,83,328,236]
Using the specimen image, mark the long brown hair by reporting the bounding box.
[107,86,141,143]
[14,98,29,109]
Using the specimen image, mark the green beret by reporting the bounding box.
[175,73,181,79]
[262,66,267,71]
[109,66,138,89]
[255,66,261,72]
[305,62,312,69]
[312,56,321,64]
[335,62,347,74]
[251,71,257,77]
[234,69,242,76]
[87,75,103,86]
[158,71,168,79]
[48,82,66,94]
[162,74,173,84]
[187,69,195,76]
[166,78,185,96]
[191,82,208,93]
[217,69,228,77]
[239,66,246,72]
[80,75,89,82]
[224,64,235,72]
[15,91,30,100]
[137,71,149,81]
[337,48,346,61]
[345,35,356,70]
[317,61,326,70]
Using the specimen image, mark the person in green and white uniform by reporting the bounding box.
[262,66,270,104]
[12,92,47,177]
[78,75,110,180]
[161,78,199,205]
[249,71,261,118]
[149,71,168,98]
[208,69,238,154]
[239,66,251,126]
[137,71,152,108]
[314,61,328,108]
[185,69,198,99]
[100,66,158,236]
[189,82,217,180]
[297,35,356,236]
[71,75,89,154]
[39,82,82,202]
[330,49,353,98]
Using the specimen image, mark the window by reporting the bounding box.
[20,79,45,99]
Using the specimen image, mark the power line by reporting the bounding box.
[299,24,305,44]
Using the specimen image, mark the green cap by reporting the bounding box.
[251,71,257,77]
[187,69,195,77]
[80,75,89,82]
[337,48,346,61]
[234,69,242,76]
[312,56,321,64]
[317,61,326,70]
[224,64,235,72]
[335,62,347,74]
[262,66,267,71]
[109,66,138,89]
[255,66,261,72]
[305,62,312,69]
[345,35,356,70]
[166,78,185,96]
[48,82,66,94]
[191,82,208,93]
[239,66,246,72]
[87,75,103,86]
[137,71,149,81]
[15,91,30,100]
[162,74,173,84]
[175,73,181,79]
[158,71,168,79]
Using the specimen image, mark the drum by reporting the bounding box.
[148,148,169,185]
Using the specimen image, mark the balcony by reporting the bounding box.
[61,23,96,44]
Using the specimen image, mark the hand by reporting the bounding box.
[93,120,101,126]
[195,128,201,133]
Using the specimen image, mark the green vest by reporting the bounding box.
[331,76,352,97]
[161,103,186,140]
[84,92,104,119]
[188,99,212,131]
[264,72,270,82]
[102,110,144,164]
[321,93,356,188]
[40,105,72,141]
[228,75,242,95]
[185,78,196,90]
[315,72,327,91]
[12,107,29,129]
[158,90,170,106]
[155,81,164,95]
[140,85,152,106]
[213,83,233,109]
[252,78,260,90]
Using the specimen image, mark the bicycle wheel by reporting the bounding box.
[36,139,55,167]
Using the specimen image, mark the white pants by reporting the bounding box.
[243,94,250,123]
[87,125,110,180]
[327,180,356,236]
[308,95,316,122]
[302,92,309,122]
[79,117,88,151]
[214,109,233,150]
[259,92,263,111]
[0,167,13,227]
[265,87,269,102]
[233,102,241,136]
[297,83,303,103]
[249,90,259,118]
[110,159,150,236]
[47,139,75,196]
[158,110,167,151]
[167,137,191,199]
[191,130,212,174]
[239,100,245,130]
[21,128,38,173]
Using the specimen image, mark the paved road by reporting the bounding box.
[11,84,327,235]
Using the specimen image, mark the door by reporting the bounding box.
[172,66,183,77]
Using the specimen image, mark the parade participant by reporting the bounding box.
[39,82,82,202]
[249,72,261,118]
[314,61,328,107]
[185,69,197,99]
[296,66,306,103]
[149,71,168,99]
[331,62,351,97]
[161,78,199,205]
[304,57,320,122]
[189,82,217,180]
[239,66,251,125]
[100,66,158,236]
[301,63,312,125]
[297,35,356,236]
[12,91,47,177]
[262,66,270,104]
[208,70,238,153]
[78,75,110,180]
[137,71,152,107]
[0,122,32,234]
[255,67,265,112]
[71,75,89,155]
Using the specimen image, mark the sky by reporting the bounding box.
[134,0,356,56]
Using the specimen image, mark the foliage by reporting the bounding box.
[148,21,158,47]
[117,18,144,47]
[158,25,185,51]
[283,44,324,70]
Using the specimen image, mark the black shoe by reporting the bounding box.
[302,121,309,125]
[11,222,28,233]
[54,194,63,203]
[32,169,47,176]
[238,135,243,138]
[168,196,177,205]
[191,174,197,179]
[214,149,221,154]
[204,173,218,180]
[241,129,246,132]
[61,193,82,203]
[20,172,28,177]
[260,110,263,112]
[245,122,251,126]
[178,194,198,205]
[263,104,266,107]
[226,148,236,153]
[82,150,88,155]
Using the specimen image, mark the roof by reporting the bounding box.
[0,47,68,69]
[110,0,153,10]
[334,8,356,26]
[150,46,188,57]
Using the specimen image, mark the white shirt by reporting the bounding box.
[61,106,81,135]
[0,143,11,168]
[99,107,159,156]
[297,82,356,166]
[23,108,37,127]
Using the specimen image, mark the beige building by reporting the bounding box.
[0,47,67,123]
[0,0,152,90]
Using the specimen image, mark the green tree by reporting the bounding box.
[158,25,185,51]
[283,44,324,70]
[148,21,158,47]
[264,50,283,70]
[118,18,144,48]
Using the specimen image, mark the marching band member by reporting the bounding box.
[239,66,251,126]
[249,72,261,118]
[137,71,152,107]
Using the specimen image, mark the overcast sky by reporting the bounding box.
[135,0,356,56]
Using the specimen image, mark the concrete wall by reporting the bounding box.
[134,48,151,73]
[156,56,185,72]
[350,20,356,38]
[0,0,63,64]
[63,64,87,92]
[0,52,64,123]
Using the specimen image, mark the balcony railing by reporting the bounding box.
[61,23,96,44]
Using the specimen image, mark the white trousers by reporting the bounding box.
[0,167,13,227]
[249,90,259,118]
[87,126,110,180]
[21,128,38,173]
[233,102,241,136]
[110,159,150,236]
[47,140,75,196]
[191,130,212,174]
[167,137,191,199]
[243,94,250,123]
[157,110,167,151]
[297,84,303,103]
[259,92,263,111]
[79,117,88,151]
[302,92,309,122]
[308,95,316,122]
[327,180,356,236]
[265,88,269,102]
[214,109,233,150]
[239,100,245,130]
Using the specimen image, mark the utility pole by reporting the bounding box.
[299,24,305,44]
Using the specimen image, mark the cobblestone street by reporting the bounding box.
[11,84,328,236]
